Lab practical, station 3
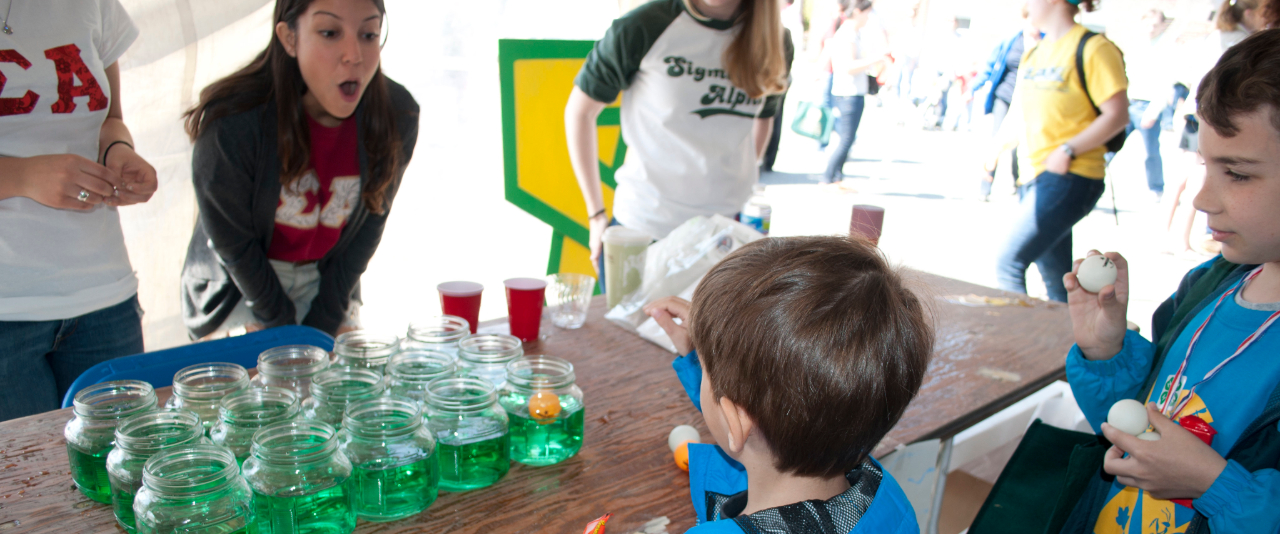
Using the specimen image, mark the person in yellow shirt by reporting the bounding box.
[993,0,1129,302]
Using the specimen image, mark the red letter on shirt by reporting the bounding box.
[0,50,39,116]
[43,44,108,114]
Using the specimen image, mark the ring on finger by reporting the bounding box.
[77,189,90,203]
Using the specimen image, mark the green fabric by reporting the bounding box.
[969,419,1108,534]
[574,0,684,104]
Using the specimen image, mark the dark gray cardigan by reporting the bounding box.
[181,78,419,338]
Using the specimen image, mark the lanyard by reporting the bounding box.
[1159,266,1280,418]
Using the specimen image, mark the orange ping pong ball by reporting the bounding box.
[674,442,690,471]
[528,391,561,423]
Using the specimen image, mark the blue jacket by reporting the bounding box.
[673,352,920,534]
[972,31,1023,115]
[1062,257,1280,534]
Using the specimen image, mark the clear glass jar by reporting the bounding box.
[424,377,509,491]
[336,397,439,521]
[106,409,208,533]
[499,356,585,466]
[209,387,301,463]
[251,345,331,401]
[456,333,523,389]
[131,444,251,534]
[404,315,470,360]
[302,368,386,429]
[164,362,250,432]
[385,351,456,404]
[64,380,159,504]
[242,421,355,534]
[332,330,401,373]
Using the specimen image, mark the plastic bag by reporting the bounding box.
[605,215,764,353]
[789,100,835,144]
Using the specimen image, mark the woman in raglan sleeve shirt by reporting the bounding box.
[0,0,159,422]
[565,0,792,275]
[180,0,418,340]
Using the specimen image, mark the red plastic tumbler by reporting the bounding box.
[504,278,547,342]
[438,281,483,334]
[850,205,885,246]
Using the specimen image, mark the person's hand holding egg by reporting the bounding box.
[1065,251,1131,362]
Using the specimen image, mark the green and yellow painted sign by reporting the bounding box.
[499,39,626,277]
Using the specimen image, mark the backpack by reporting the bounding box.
[1076,31,1127,155]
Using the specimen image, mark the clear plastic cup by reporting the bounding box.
[546,273,595,329]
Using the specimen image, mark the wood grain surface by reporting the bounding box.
[0,271,1073,533]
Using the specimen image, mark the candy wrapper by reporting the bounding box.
[584,513,613,534]
[1171,415,1217,508]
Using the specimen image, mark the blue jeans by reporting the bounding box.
[0,295,144,421]
[823,95,866,183]
[996,172,1106,302]
[818,73,838,150]
[1126,99,1164,195]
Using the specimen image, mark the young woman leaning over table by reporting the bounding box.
[565,0,792,277]
[990,0,1128,303]
[180,0,419,340]
[0,0,159,422]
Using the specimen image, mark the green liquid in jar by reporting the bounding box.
[436,435,509,491]
[112,486,137,533]
[251,484,354,534]
[67,444,113,503]
[507,399,585,466]
[349,456,439,521]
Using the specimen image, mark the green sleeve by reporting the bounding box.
[574,0,683,104]
[757,28,795,120]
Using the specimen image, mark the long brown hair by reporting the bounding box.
[183,0,402,214]
[684,0,788,99]
[1217,0,1261,31]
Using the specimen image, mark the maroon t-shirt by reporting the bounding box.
[267,115,360,262]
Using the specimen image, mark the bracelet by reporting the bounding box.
[101,140,134,165]
[589,207,607,220]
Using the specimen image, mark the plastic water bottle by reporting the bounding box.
[741,186,771,235]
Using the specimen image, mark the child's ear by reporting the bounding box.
[718,395,755,454]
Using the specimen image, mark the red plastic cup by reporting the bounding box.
[504,278,547,342]
[438,282,483,334]
[850,205,885,246]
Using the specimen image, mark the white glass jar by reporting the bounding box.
[251,345,331,401]
[164,362,250,432]
[456,333,523,389]
[332,330,401,373]
[403,315,470,360]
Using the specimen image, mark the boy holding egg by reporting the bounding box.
[644,235,932,533]
[1061,30,1280,534]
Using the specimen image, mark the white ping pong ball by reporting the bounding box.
[669,425,701,452]
[1107,399,1149,436]
[1077,255,1118,294]
[1137,431,1161,441]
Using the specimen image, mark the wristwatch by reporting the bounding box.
[1059,143,1077,160]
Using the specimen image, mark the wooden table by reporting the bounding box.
[0,272,1073,533]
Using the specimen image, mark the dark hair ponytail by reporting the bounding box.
[183,0,402,214]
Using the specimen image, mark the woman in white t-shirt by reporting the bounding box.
[566,0,791,274]
[0,0,157,422]
[822,0,889,185]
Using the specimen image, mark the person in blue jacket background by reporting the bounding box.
[1059,29,1280,534]
[970,7,1038,201]
[644,235,932,533]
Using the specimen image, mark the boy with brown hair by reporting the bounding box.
[644,235,933,533]
[1060,29,1280,533]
